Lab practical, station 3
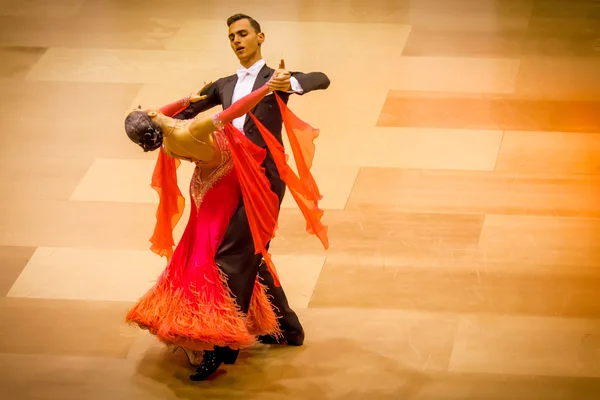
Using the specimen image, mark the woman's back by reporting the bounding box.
[163,120,223,172]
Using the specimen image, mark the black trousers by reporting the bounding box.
[214,174,303,349]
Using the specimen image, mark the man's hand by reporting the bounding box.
[267,59,292,92]
[190,80,212,103]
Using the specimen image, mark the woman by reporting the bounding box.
[124,79,328,381]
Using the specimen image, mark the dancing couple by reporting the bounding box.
[124,14,330,381]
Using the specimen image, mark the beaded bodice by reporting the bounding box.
[190,130,233,209]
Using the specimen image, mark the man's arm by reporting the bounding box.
[289,71,330,94]
[173,80,222,120]
[268,59,330,95]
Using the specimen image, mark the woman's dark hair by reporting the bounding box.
[124,110,163,152]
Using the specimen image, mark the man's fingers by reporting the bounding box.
[271,74,290,82]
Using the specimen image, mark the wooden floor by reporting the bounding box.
[1,0,600,398]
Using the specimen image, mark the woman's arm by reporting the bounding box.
[186,83,271,141]
[164,83,271,163]
[159,81,214,118]
[159,96,192,118]
[174,80,222,120]
[211,83,270,129]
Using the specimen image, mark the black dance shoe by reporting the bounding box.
[189,347,239,381]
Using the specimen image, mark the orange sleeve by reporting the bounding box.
[221,94,329,285]
[149,148,185,259]
[274,93,322,203]
[221,124,283,285]
[249,111,329,250]
[148,99,188,259]
[159,96,191,117]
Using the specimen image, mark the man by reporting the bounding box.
[175,13,330,380]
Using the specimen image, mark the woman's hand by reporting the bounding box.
[190,93,207,103]
[190,81,212,103]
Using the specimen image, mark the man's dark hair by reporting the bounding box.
[226,13,261,33]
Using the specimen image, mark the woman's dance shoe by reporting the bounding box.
[172,346,203,366]
[189,347,239,381]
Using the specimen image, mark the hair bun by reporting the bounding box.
[140,128,163,152]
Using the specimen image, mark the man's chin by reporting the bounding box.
[236,53,257,63]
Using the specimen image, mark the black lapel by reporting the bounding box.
[252,64,273,91]
[222,75,238,109]
[223,65,272,109]
[242,65,274,132]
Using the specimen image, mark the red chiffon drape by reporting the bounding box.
[148,93,328,285]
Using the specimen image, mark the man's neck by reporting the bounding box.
[240,54,263,69]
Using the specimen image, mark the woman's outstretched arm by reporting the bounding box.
[186,83,271,142]
[159,97,191,118]
[159,81,213,117]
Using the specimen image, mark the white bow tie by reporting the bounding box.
[237,68,257,79]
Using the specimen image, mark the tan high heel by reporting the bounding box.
[171,346,203,366]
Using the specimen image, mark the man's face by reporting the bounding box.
[228,18,264,63]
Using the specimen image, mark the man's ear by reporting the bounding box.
[147,110,158,118]
[258,32,265,45]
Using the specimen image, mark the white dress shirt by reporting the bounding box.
[231,59,304,134]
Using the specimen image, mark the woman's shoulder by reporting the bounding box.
[162,122,196,160]
[162,140,193,162]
